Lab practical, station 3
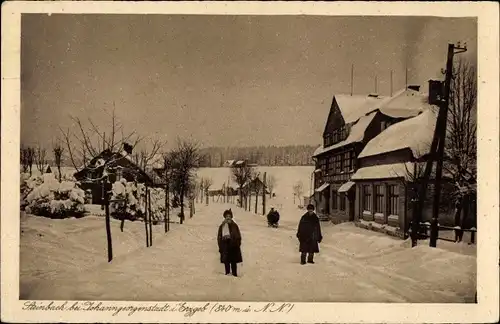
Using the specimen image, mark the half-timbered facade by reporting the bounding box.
[312,86,427,222]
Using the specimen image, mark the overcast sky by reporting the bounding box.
[21,14,477,150]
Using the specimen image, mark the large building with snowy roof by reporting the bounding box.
[311,85,433,223]
[350,107,438,234]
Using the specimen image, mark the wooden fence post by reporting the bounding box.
[262,172,267,215]
[148,188,153,246]
[144,186,150,247]
[104,180,113,262]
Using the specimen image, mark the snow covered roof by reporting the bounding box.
[335,94,387,124]
[338,181,355,193]
[376,89,432,118]
[313,111,377,157]
[351,163,415,181]
[315,182,330,192]
[358,108,437,160]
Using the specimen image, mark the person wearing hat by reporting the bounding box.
[296,204,323,264]
[217,209,243,276]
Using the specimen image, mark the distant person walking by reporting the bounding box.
[296,204,323,264]
[267,206,280,227]
[217,209,242,276]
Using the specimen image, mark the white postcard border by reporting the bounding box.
[1,1,498,323]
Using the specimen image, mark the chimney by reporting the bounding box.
[123,143,133,155]
[407,85,421,92]
[428,80,444,105]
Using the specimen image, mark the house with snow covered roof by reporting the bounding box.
[74,144,156,205]
[311,85,429,222]
[350,103,440,236]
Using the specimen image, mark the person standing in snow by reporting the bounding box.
[296,204,323,264]
[217,209,242,276]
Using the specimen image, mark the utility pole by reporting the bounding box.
[410,42,467,248]
[390,70,393,97]
[350,64,354,96]
[429,42,467,247]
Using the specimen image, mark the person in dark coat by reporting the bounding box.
[217,209,243,276]
[267,207,280,227]
[296,204,323,264]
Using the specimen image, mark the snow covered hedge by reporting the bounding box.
[109,179,165,223]
[22,173,86,219]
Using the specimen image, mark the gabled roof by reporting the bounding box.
[358,107,438,160]
[334,93,392,124]
[315,88,429,157]
[74,149,154,185]
[314,111,377,157]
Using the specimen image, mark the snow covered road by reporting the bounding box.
[22,202,476,302]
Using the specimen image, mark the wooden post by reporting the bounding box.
[144,186,150,247]
[190,198,194,218]
[164,181,168,233]
[430,43,464,248]
[254,188,258,214]
[148,187,153,247]
[166,181,170,232]
[262,172,267,215]
[104,180,113,262]
[206,189,209,205]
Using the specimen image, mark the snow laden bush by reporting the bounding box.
[109,179,165,224]
[23,173,86,219]
[109,179,145,221]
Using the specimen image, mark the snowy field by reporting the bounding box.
[20,199,476,302]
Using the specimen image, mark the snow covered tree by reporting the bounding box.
[35,146,47,173]
[444,58,477,235]
[292,181,304,205]
[21,146,35,176]
[52,142,64,182]
[232,161,255,208]
[265,174,277,198]
[170,139,200,224]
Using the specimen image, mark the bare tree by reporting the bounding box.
[292,181,304,205]
[265,174,277,198]
[444,58,477,236]
[35,146,47,173]
[200,176,214,205]
[59,106,143,171]
[170,139,200,224]
[53,142,64,182]
[21,146,35,176]
[253,173,261,214]
[232,161,255,208]
[132,138,165,170]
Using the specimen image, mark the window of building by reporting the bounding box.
[343,151,350,172]
[328,156,335,175]
[324,134,332,146]
[388,185,399,216]
[335,155,342,174]
[374,185,384,214]
[340,193,346,211]
[362,185,372,212]
[332,190,338,210]
[349,151,356,171]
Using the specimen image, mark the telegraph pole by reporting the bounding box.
[409,42,467,248]
[429,42,467,247]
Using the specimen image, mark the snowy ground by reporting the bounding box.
[20,198,476,302]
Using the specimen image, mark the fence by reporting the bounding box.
[409,221,477,244]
